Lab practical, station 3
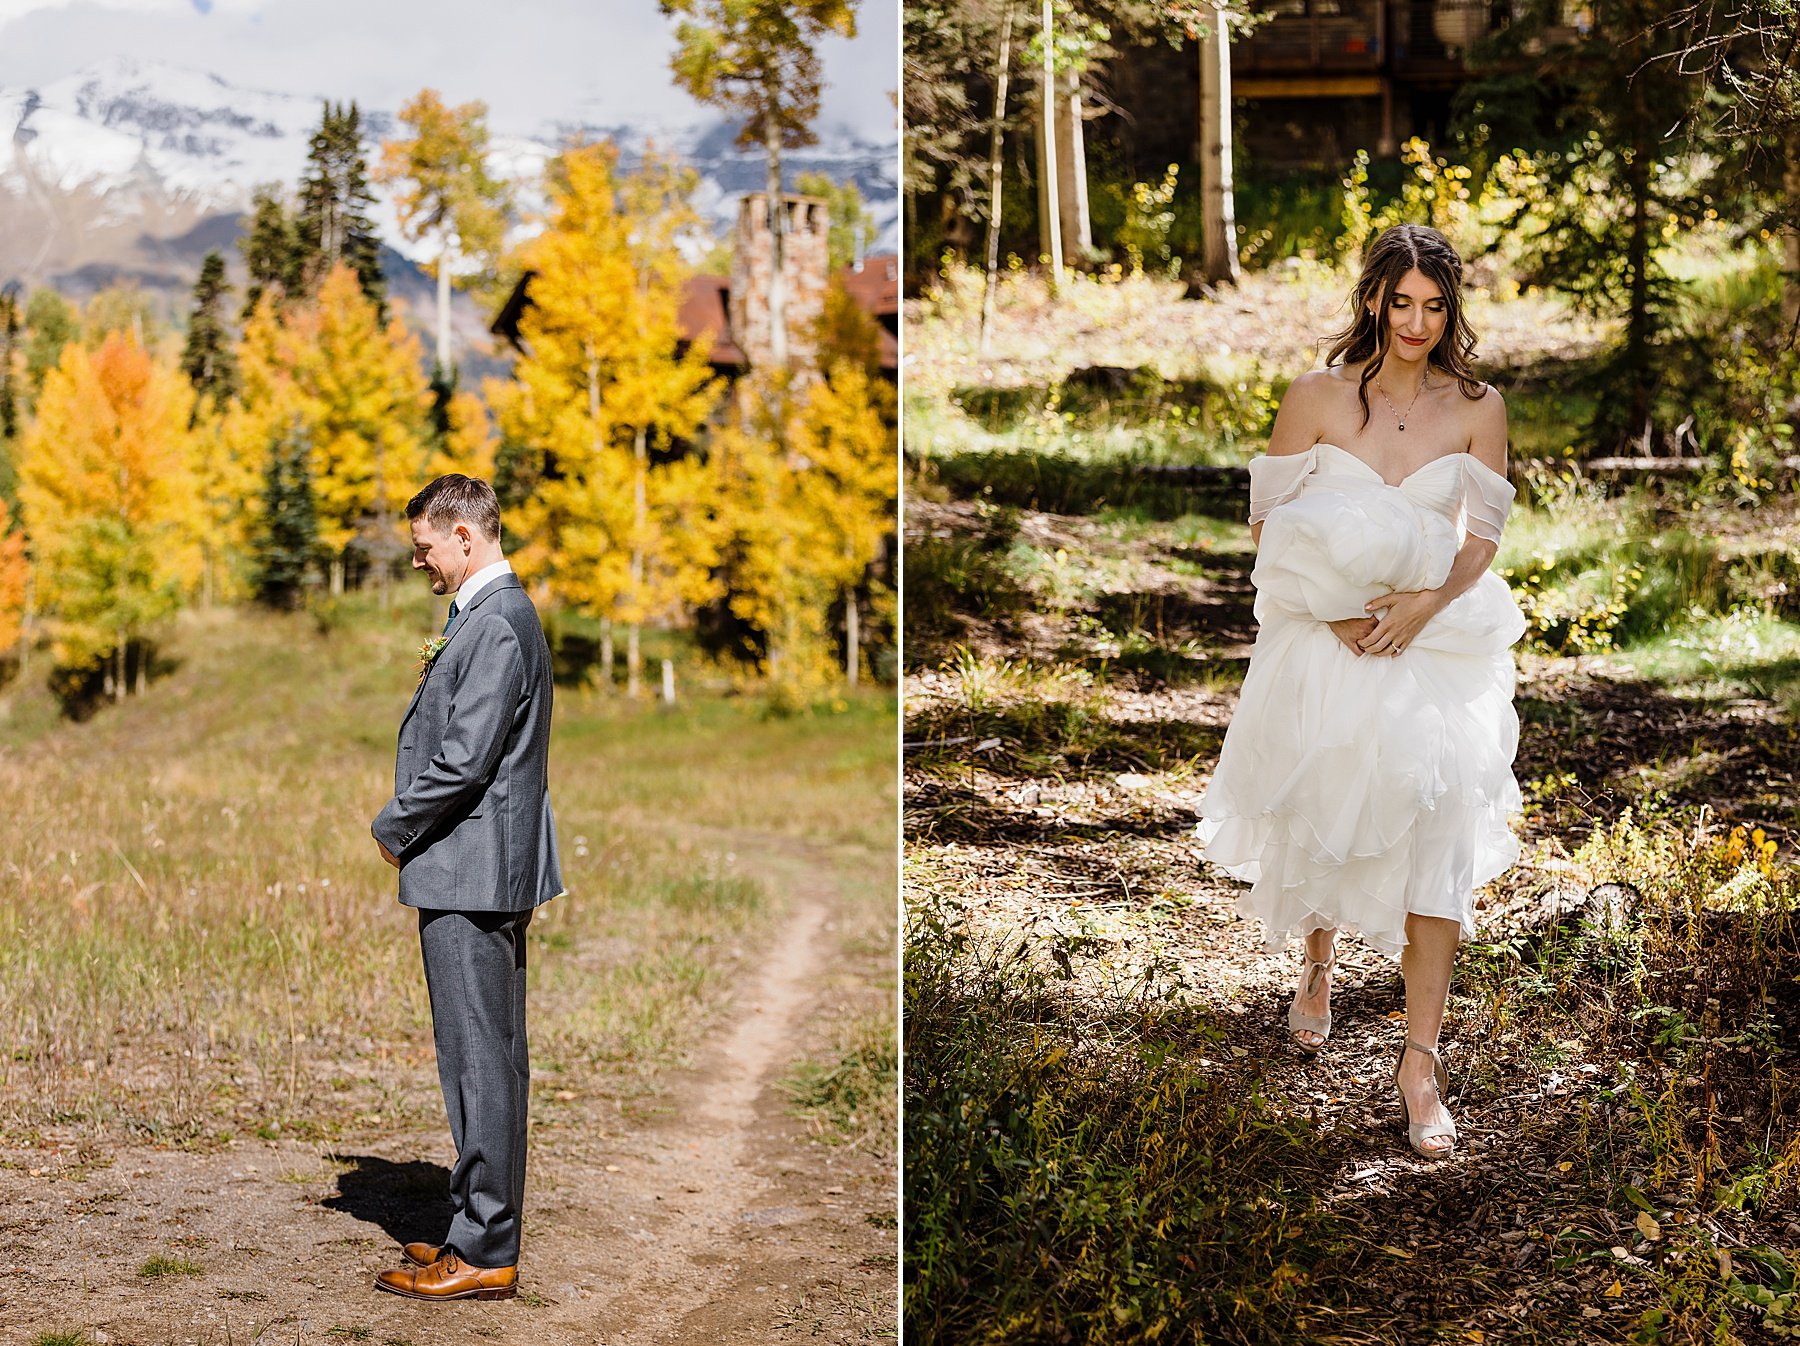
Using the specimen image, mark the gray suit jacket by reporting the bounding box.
[372,574,564,912]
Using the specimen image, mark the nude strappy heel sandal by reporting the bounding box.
[1286,950,1336,1054]
[1394,1038,1457,1158]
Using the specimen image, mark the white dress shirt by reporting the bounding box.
[453,558,513,614]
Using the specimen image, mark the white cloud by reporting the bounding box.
[0,0,897,141]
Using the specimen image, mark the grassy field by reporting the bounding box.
[0,590,897,1150]
[904,267,1800,1345]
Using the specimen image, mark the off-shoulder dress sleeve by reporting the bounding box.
[1461,457,1516,544]
[1247,446,1321,525]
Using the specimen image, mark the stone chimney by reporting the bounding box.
[729,191,830,372]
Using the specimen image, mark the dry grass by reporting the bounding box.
[0,591,896,1146]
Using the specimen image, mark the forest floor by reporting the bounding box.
[903,269,1800,1345]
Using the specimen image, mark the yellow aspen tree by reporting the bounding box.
[493,142,720,691]
[612,148,724,695]
[663,0,858,368]
[714,362,894,692]
[279,264,432,593]
[710,370,834,690]
[18,333,199,698]
[427,389,499,482]
[787,360,895,686]
[0,497,26,653]
[216,293,308,597]
[375,89,511,377]
[189,391,260,605]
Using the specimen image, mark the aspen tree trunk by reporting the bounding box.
[437,234,455,376]
[600,618,615,690]
[1198,3,1239,286]
[979,3,1015,358]
[1053,68,1091,256]
[845,586,860,688]
[1037,0,1064,291]
[629,424,647,699]
[330,555,344,596]
[18,571,31,678]
[1784,126,1800,341]
[115,630,126,704]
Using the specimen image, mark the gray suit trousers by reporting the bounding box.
[418,907,532,1268]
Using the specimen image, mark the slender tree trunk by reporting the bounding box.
[630,423,648,699]
[600,617,615,691]
[1784,125,1800,343]
[764,108,788,369]
[1037,0,1064,291]
[115,631,126,704]
[18,570,31,678]
[627,624,641,699]
[979,4,1016,358]
[587,347,602,449]
[437,234,455,376]
[1624,75,1653,451]
[1197,3,1240,286]
[845,584,859,688]
[330,555,345,596]
[1053,67,1091,257]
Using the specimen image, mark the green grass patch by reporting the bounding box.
[1611,611,1800,721]
[908,648,1221,779]
[782,1011,898,1158]
[905,899,1343,1344]
[137,1255,203,1279]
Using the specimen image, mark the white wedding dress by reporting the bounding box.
[1194,442,1527,960]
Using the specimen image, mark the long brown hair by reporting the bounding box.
[1324,224,1486,429]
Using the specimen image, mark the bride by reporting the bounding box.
[1195,223,1527,1159]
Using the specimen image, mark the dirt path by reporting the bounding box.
[0,833,897,1346]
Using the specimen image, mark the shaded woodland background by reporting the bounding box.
[903,3,1800,1343]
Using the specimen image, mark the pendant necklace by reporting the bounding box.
[1375,373,1429,432]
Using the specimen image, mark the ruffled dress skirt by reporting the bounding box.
[1195,457,1527,961]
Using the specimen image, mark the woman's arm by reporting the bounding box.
[1357,387,1509,655]
[1249,371,1329,549]
[1251,372,1376,654]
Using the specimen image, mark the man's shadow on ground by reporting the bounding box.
[323,1156,453,1248]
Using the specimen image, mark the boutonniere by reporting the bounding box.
[415,635,449,683]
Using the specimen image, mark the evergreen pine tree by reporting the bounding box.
[254,420,320,610]
[23,289,78,395]
[298,102,387,314]
[180,250,238,409]
[1454,0,1701,449]
[240,186,304,319]
[0,287,17,510]
[0,286,20,442]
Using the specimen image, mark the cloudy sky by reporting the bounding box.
[0,0,898,142]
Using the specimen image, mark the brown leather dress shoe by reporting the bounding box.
[374,1251,517,1301]
[402,1242,441,1266]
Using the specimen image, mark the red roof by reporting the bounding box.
[678,274,743,366]
[838,252,899,319]
[676,252,899,372]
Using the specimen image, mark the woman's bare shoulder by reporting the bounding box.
[1266,369,1339,457]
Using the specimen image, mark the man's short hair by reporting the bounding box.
[407,474,501,543]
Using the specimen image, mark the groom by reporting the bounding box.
[370,473,563,1302]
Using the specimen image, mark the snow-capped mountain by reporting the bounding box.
[0,56,898,314]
